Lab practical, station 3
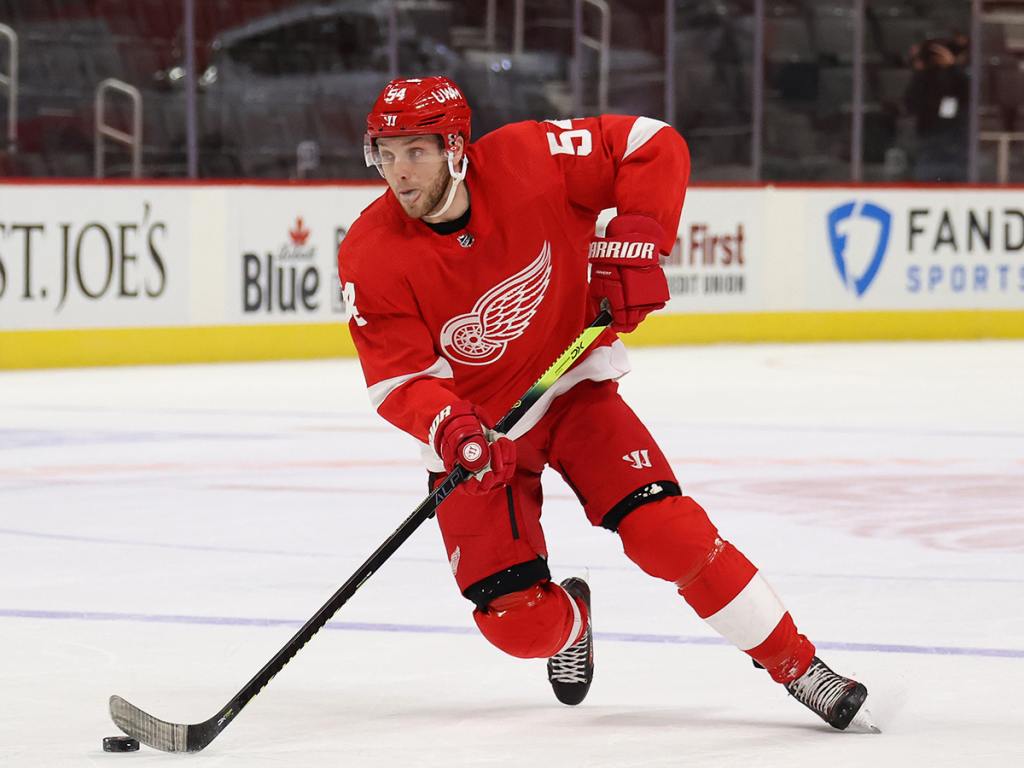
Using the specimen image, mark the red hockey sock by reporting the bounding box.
[746,613,815,683]
[618,496,815,682]
[473,581,588,659]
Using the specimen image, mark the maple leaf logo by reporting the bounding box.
[289,217,310,246]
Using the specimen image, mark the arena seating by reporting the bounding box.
[0,0,1020,180]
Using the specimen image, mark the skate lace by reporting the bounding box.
[787,661,852,716]
[549,628,590,684]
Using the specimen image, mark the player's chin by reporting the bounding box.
[397,199,422,217]
[408,199,436,219]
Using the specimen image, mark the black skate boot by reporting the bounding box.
[786,656,875,731]
[546,577,594,706]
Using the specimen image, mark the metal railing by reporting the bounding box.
[5,0,1021,184]
[0,23,17,153]
[981,131,1024,184]
[95,78,142,179]
[296,140,320,179]
[577,0,610,113]
[485,0,526,54]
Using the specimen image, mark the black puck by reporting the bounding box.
[103,736,140,752]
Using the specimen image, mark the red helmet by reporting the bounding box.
[365,76,471,153]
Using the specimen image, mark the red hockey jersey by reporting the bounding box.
[338,116,690,469]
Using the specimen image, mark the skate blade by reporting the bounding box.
[847,705,881,734]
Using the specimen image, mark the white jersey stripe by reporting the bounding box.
[704,572,787,651]
[622,117,670,160]
[506,340,630,442]
[367,356,455,410]
[417,339,631,472]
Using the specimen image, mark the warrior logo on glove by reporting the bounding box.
[588,240,657,261]
[588,214,670,334]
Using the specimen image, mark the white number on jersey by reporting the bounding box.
[341,282,367,326]
[546,129,593,157]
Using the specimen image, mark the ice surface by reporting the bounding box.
[1,341,1022,766]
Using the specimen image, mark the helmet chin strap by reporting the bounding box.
[423,153,469,222]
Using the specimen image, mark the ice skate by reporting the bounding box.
[546,578,594,706]
[786,656,879,733]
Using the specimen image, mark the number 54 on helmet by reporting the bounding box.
[364,76,472,173]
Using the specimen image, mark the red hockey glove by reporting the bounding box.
[588,214,670,333]
[429,401,516,495]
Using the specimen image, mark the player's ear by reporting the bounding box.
[451,135,466,165]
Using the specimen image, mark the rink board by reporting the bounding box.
[3,311,1024,370]
[1,181,1021,368]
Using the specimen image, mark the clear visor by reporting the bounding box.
[364,134,448,176]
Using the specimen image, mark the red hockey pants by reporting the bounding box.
[430,380,814,682]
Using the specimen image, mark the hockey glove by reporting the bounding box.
[430,401,516,495]
[588,214,670,333]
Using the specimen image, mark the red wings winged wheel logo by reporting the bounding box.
[440,241,553,366]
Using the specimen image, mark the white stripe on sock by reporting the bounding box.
[704,572,786,651]
[554,585,583,655]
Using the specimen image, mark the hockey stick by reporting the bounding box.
[109,302,613,753]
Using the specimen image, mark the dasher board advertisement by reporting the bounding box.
[802,190,1024,311]
[668,188,764,312]
[0,188,190,330]
[225,187,381,324]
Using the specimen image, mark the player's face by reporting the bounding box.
[376,136,451,219]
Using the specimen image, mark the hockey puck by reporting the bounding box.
[102,736,139,753]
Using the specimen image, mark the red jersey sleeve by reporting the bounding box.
[539,116,690,253]
[338,226,457,446]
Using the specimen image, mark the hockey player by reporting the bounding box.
[338,76,873,731]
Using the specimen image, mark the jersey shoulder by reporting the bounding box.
[337,191,427,314]
[338,193,404,281]
[469,120,564,191]
[472,120,553,161]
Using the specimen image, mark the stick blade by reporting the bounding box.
[109,695,190,753]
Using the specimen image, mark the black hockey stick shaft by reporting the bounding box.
[110,304,613,752]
